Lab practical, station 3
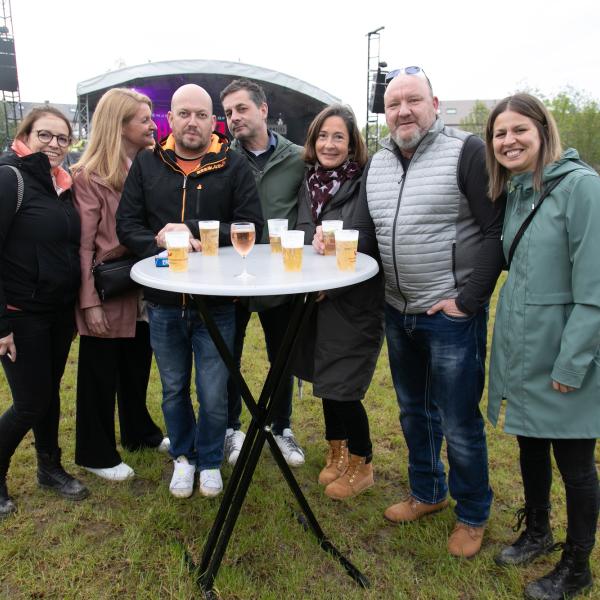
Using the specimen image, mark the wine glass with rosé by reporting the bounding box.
[230,222,256,280]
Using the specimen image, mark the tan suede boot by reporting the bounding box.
[318,440,348,485]
[324,454,374,500]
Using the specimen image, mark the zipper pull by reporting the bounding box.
[182,175,187,190]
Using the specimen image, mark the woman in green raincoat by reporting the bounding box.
[485,93,599,600]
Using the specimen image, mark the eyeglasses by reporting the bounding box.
[35,130,71,148]
[385,65,429,84]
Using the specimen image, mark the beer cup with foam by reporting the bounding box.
[268,218,288,254]
[199,220,219,256]
[321,220,343,256]
[281,230,304,272]
[165,230,190,272]
[334,229,359,271]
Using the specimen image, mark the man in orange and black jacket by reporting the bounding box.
[117,84,263,501]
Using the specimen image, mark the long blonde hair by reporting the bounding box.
[72,88,152,190]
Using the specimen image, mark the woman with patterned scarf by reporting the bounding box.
[294,104,384,500]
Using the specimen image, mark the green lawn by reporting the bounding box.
[1,281,598,599]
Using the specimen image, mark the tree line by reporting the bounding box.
[460,88,600,171]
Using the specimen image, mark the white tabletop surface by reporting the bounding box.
[131,244,379,297]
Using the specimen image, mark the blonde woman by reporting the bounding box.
[71,89,167,482]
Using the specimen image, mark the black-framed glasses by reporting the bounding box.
[35,130,71,148]
[385,65,428,84]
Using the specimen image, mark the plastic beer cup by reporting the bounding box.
[321,220,343,256]
[334,229,359,271]
[281,230,304,272]
[198,220,219,256]
[165,230,190,272]
[268,218,288,254]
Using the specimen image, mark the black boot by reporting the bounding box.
[524,542,593,600]
[37,449,89,501]
[0,458,17,518]
[495,506,554,566]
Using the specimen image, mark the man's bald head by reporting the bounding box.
[171,84,213,113]
[384,74,439,158]
[168,84,216,159]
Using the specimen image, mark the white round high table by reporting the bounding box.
[130,244,379,296]
[131,244,379,594]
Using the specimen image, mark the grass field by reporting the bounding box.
[0,281,598,600]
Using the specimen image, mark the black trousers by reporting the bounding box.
[0,308,74,463]
[226,302,293,435]
[322,398,372,460]
[75,321,163,468]
[518,435,599,552]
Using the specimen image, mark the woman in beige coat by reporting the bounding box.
[72,89,167,482]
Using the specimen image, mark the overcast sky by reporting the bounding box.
[11,0,600,124]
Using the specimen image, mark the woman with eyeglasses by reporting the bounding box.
[294,104,384,500]
[0,106,89,518]
[71,88,167,482]
[485,93,600,600]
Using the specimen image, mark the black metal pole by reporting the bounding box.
[189,293,370,594]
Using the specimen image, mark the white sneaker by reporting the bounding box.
[156,437,171,453]
[224,428,245,466]
[199,469,223,498]
[83,462,134,481]
[169,456,195,498]
[274,428,305,467]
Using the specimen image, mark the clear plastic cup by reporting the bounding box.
[268,218,288,254]
[321,220,344,256]
[165,230,190,272]
[334,229,359,271]
[198,220,219,256]
[281,230,305,272]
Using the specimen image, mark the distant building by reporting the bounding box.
[438,99,499,128]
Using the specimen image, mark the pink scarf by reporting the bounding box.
[11,138,73,193]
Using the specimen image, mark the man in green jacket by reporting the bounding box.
[220,79,306,467]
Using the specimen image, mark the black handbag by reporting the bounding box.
[92,255,140,301]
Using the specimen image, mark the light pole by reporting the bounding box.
[366,26,384,152]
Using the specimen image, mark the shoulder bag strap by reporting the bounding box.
[507,174,567,270]
[2,165,24,213]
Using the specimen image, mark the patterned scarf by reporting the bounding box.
[307,159,360,223]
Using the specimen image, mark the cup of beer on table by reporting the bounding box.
[268,218,288,253]
[281,230,305,272]
[334,229,359,271]
[199,220,219,256]
[321,220,344,256]
[165,231,190,272]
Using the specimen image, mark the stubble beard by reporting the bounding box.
[390,127,427,152]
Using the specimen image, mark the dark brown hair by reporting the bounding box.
[220,78,267,107]
[485,93,562,200]
[303,104,368,168]
[15,105,73,142]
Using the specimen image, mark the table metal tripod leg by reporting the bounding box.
[190,293,369,593]
[194,294,314,587]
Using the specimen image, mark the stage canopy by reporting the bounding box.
[76,59,340,145]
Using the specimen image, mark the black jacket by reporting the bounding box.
[116,133,263,307]
[293,173,385,401]
[0,151,81,338]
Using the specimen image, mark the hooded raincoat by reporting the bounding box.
[487,149,600,438]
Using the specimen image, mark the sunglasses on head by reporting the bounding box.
[385,66,428,84]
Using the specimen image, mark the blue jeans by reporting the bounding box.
[147,302,235,470]
[385,303,493,526]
